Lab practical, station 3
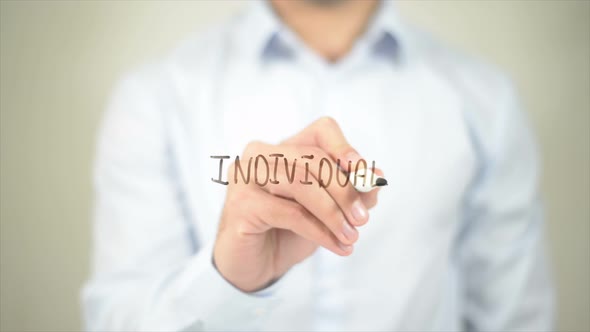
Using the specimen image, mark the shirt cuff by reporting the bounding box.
[178,241,283,331]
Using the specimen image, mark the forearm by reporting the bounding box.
[83,242,281,331]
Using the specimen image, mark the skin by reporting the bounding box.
[271,0,379,62]
[213,1,381,292]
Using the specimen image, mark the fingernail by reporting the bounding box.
[351,200,369,224]
[338,242,353,252]
[341,220,358,242]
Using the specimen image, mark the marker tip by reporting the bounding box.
[375,177,388,187]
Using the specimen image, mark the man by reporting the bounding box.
[83,0,554,330]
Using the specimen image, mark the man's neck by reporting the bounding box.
[270,0,379,63]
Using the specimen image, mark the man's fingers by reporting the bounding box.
[284,117,362,169]
[262,165,359,246]
[283,117,383,213]
[250,190,353,256]
[242,142,369,229]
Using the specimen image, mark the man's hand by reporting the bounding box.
[213,117,381,292]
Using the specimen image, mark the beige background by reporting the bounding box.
[1,1,588,331]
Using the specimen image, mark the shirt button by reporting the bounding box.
[254,307,266,316]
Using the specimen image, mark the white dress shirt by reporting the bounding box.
[82,1,554,331]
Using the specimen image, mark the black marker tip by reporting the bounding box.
[375,177,388,187]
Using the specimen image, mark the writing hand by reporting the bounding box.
[213,117,382,292]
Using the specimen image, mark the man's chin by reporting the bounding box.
[304,0,350,7]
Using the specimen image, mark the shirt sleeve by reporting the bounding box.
[82,70,281,331]
[457,78,555,331]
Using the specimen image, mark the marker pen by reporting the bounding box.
[349,168,388,193]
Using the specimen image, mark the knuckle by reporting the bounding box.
[286,204,308,224]
[309,146,326,158]
[266,183,279,196]
[244,140,262,155]
[294,145,319,158]
[227,187,252,205]
[318,116,338,129]
[340,145,356,156]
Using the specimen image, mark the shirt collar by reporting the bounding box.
[365,1,405,61]
[236,0,408,64]
[234,1,283,61]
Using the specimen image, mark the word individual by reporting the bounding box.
[210,154,377,188]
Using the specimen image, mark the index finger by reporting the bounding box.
[283,117,361,169]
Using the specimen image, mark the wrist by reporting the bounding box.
[212,249,272,293]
